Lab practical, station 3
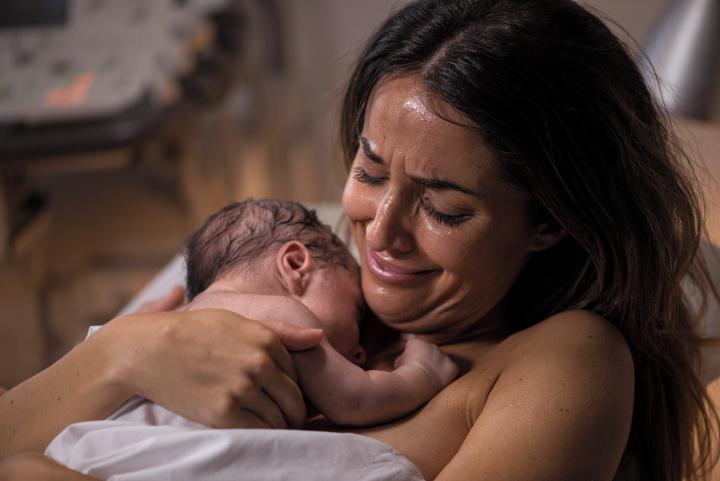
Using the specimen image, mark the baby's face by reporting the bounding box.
[303,263,366,365]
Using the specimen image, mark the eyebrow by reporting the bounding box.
[360,136,384,164]
[359,135,477,196]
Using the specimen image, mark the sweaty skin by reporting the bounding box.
[327,76,635,481]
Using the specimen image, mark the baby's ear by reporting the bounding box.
[276,241,315,296]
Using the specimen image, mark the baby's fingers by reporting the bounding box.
[436,355,460,387]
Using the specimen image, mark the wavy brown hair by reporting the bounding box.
[339,0,719,479]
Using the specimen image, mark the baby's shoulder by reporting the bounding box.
[188,291,319,328]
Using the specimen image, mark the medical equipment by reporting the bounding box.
[0,0,241,157]
[0,0,248,259]
[640,0,720,121]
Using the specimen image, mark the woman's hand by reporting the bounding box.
[0,453,99,480]
[102,308,323,429]
[0,306,321,461]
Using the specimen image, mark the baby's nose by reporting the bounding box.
[352,345,367,366]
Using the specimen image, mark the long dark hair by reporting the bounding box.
[340,0,719,479]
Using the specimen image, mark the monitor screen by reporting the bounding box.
[0,0,68,28]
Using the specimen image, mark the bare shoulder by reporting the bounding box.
[436,311,634,480]
[510,309,631,361]
[496,309,634,400]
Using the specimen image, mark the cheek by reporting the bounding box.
[423,224,520,280]
[342,177,377,225]
[416,217,455,252]
[342,181,354,217]
[342,178,361,220]
[458,229,533,284]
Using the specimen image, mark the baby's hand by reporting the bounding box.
[394,338,459,392]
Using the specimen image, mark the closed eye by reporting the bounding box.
[422,198,470,226]
[352,166,385,186]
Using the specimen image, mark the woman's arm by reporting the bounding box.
[0,453,100,481]
[0,308,322,461]
[0,316,132,461]
[435,311,634,481]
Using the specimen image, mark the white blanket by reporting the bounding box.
[49,328,423,480]
[46,420,424,481]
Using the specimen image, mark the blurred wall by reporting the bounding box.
[275,0,720,242]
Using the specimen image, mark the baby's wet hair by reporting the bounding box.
[184,199,354,301]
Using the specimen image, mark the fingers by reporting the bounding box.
[258,320,324,351]
[193,348,306,429]
[134,285,186,314]
[238,324,308,428]
[220,375,305,430]
[257,367,307,429]
[200,374,306,430]
[394,338,459,389]
[203,388,282,430]
[179,312,308,429]
[115,309,311,431]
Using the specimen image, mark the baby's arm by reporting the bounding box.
[294,337,458,426]
[185,291,458,426]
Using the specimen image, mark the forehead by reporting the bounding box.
[363,76,501,185]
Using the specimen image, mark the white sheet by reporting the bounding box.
[49,331,424,481]
[46,420,425,481]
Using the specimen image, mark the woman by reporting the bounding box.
[1,0,717,480]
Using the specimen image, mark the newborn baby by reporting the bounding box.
[113,199,458,427]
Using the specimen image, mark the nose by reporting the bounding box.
[365,190,414,254]
[351,345,367,366]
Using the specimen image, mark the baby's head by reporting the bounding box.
[184,199,366,363]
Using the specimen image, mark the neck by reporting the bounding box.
[404,299,514,347]
[402,321,511,346]
[206,269,286,298]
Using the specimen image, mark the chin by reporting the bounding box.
[364,290,433,331]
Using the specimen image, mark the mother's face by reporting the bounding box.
[342,76,557,342]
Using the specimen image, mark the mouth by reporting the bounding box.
[365,247,439,284]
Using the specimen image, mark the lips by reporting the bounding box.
[365,247,438,284]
